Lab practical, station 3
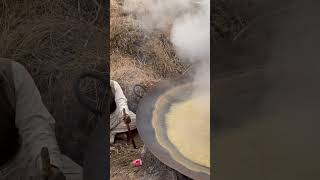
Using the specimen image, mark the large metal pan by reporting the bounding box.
[136,77,210,180]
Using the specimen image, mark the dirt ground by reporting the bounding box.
[110,131,145,180]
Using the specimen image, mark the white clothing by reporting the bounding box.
[110,80,136,144]
[0,62,82,180]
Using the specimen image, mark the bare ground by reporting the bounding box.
[110,132,144,180]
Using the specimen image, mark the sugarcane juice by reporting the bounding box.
[165,95,210,167]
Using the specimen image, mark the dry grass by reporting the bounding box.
[110,0,189,113]
[111,52,158,88]
[0,0,107,164]
[110,0,190,113]
[110,52,159,111]
[0,0,107,103]
[110,0,187,79]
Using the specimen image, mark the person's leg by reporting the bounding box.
[59,155,83,180]
[112,111,136,132]
[128,111,137,130]
[110,111,136,143]
[110,131,116,144]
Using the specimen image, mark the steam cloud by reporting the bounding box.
[124,0,210,98]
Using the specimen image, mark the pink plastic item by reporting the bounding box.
[132,159,142,167]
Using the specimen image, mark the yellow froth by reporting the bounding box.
[165,95,210,167]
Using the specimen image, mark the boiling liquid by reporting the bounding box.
[165,95,210,167]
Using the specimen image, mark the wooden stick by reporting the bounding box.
[123,108,137,149]
[41,147,52,180]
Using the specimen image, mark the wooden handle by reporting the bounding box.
[123,108,137,148]
[41,147,52,179]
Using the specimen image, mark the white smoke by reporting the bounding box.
[123,0,202,31]
[124,0,210,98]
[171,0,210,62]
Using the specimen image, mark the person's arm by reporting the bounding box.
[11,61,62,169]
[111,80,130,114]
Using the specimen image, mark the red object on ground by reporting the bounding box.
[132,159,142,167]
